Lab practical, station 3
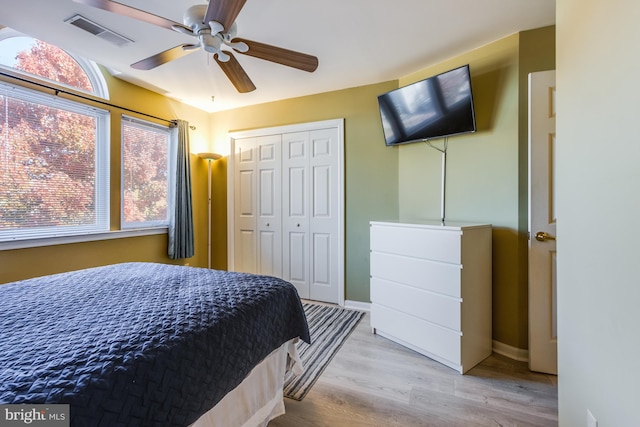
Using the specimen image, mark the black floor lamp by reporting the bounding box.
[197,152,222,269]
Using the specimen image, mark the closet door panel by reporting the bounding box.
[312,232,331,285]
[257,135,282,277]
[287,167,306,217]
[287,231,307,283]
[238,170,254,216]
[258,230,277,276]
[259,169,275,215]
[258,167,278,277]
[283,132,310,298]
[234,138,257,274]
[308,128,340,303]
[313,165,330,217]
[238,230,257,273]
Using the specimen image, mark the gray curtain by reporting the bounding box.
[168,119,194,259]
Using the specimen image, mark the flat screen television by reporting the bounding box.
[377,64,477,146]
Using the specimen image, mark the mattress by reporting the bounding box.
[190,340,303,427]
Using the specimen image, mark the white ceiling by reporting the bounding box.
[0,0,555,113]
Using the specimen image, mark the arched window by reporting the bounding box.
[0,29,109,99]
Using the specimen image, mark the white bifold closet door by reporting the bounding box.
[282,129,340,303]
[233,134,282,277]
[230,120,343,304]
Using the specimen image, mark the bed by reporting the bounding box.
[0,262,310,426]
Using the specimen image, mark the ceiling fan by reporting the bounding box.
[72,0,319,93]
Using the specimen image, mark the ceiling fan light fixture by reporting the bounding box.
[200,33,224,54]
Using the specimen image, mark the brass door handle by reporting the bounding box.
[535,231,556,242]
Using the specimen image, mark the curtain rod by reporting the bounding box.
[0,70,196,129]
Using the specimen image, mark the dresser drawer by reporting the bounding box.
[370,251,462,298]
[371,303,462,365]
[371,277,461,330]
[370,223,462,264]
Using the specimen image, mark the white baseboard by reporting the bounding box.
[344,300,371,312]
[492,340,529,362]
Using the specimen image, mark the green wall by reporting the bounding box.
[398,34,523,347]
[397,27,555,349]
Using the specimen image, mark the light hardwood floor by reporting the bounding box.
[270,312,558,427]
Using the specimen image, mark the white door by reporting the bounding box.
[528,70,557,374]
[234,137,258,274]
[229,119,345,305]
[307,128,341,303]
[282,129,340,303]
[233,135,283,276]
[256,135,282,277]
[282,131,310,298]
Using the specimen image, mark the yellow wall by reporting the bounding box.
[0,71,212,283]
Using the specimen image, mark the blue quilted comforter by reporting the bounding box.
[0,262,310,426]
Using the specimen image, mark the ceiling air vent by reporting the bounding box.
[65,14,133,47]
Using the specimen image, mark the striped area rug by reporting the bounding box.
[283,303,365,400]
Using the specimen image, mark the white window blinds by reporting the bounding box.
[0,82,110,242]
[121,115,172,229]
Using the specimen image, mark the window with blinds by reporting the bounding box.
[0,82,110,242]
[121,116,173,229]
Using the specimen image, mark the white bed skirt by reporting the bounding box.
[190,339,303,427]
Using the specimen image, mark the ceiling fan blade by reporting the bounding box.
[73,0,191,33]
[204,0,246,31]
[131,44,198,70]
[234,38,318,72]
[215,52,256,93]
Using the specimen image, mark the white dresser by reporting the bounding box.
[370,220,492,373]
